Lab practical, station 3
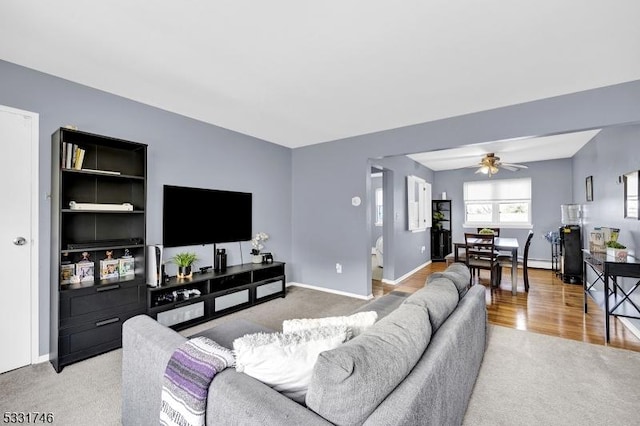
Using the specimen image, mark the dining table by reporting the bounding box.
[453,237,520,295]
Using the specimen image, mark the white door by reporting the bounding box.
[0,105,38,373]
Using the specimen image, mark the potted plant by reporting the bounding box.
[250,232,269,263]
[479,228,496,235]
[172,252,197,278]
[606,241,628,262]
[433,211,445,229]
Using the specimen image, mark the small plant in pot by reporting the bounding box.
[433,211,445,229]
[172,252,197,279]
[606,240,628,262]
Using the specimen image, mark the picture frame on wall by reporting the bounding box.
[586,175,593,202]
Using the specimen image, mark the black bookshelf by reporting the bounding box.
[50,128,147,372]
[431,200,452,261]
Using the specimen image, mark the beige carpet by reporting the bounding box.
[2,286,640,425]
[463,325,640,425]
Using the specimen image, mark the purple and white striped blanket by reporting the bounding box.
[160,336,235,426]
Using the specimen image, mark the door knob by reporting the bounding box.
[13,237,27,246]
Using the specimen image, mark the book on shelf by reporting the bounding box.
[74,148,85,170]
[61,142,67,168]
[65,143,73,169]
[62,143,86,170]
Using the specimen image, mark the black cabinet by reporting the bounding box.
[431,200,452,261]
[147,262,286,330]
[560,225,582,284]
[50,128,147,372]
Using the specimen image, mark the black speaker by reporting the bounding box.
[560,225,582,284]
[214,248,227,271]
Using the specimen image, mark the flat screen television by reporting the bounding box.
[163,185,252,247]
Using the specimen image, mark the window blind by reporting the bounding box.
[464,178,531,201]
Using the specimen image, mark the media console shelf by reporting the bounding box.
[147,262,286,329]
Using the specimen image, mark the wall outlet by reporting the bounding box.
[336,263,342,274]
[421,246,426,253]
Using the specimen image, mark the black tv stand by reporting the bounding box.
[146,262,285,330]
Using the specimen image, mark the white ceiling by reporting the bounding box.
[407,129,600,171]
[1,1,639,148]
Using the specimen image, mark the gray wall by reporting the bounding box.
[0,60,292,356]
[572,124,640,247]
[432,158,574,262]
[572,124,640,330]
[374,156,433,282]
[291,79,640,298]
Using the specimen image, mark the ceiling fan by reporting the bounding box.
[469,153,528,177]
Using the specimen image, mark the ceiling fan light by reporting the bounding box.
[479,165,489,174]
[490,165,499,174]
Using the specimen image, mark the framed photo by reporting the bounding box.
[100,258,120,280]
[76,262,95,283]
[118,257,135,277]
[60,264,75,284]
[586,176,593,202]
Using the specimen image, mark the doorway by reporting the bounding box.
[370,166,394,296]
[0,104,39,373]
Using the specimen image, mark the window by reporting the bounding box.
[463,178,532,227]
[375,187,383,226]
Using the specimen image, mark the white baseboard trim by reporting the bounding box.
[287,282,373,300]
[382,260,432,285]
[528,260,552,270]
[35,354,50,364]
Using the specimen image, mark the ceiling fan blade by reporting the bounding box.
[502,163,528,169]
[500,165,519,171]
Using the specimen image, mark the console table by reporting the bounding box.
[582,250,640,342]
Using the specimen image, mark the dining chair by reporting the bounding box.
[464,233,500,287]
[498,230,534,292]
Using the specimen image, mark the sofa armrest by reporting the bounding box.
[206,369,333,426]
[122,314,187,426]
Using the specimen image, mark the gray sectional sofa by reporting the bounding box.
[122,263,486,425]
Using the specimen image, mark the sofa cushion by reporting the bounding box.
[405,277,459,331]
[427,263,471,296]
[282,311,378,337]
[427,262,471,298]
[305,303,431,425]
[233,326,351,404]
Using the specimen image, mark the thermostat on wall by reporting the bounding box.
[351,196,361,206]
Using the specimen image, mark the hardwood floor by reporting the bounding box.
[372,262,640,352]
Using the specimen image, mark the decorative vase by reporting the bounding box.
[252,254,263,264]
[177,265,192,279]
